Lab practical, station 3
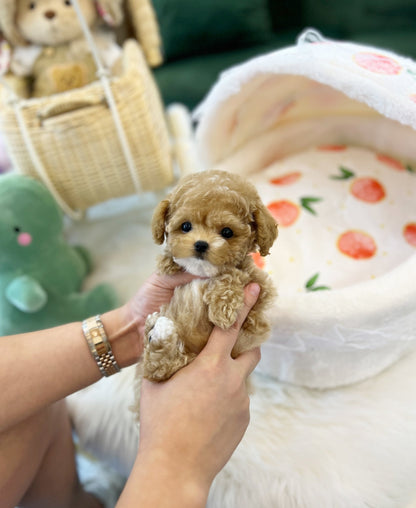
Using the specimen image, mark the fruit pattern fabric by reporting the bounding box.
[250,146,416,296]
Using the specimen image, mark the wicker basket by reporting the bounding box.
[0,0,174,218]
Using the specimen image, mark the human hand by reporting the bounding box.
[105,272,200,369]
[127,271,200,338]
[134,283,261,505]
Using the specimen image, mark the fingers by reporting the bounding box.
[235,347,261,378]
[204,283,260,357]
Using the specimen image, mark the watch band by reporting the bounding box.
[82,315,120,377]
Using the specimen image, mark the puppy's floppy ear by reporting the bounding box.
[252,201,278,256]
[151,199,170,244]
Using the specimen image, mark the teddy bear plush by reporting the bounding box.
[0,173,117,335]
[0,0,123,97]
[141,170,278,382]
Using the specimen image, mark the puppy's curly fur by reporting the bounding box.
[142,170,278,382]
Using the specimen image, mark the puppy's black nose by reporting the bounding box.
[45,10,56,19]
[194,241,209,254]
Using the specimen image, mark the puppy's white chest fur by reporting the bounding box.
[173,257,219,277]
[176,278,208,316]
[162,277,213,339]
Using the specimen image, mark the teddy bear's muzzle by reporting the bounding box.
[44,10,56,20]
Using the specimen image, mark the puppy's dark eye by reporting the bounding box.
[181,222,192,233]
[14,226,21,233]
[221,227,234,239]
[64,0,71,5]
[29,2,36,9]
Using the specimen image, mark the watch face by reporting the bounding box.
[90,326,107,355]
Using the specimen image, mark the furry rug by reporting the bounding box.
[66,190,416,508]
[69,352,416,508]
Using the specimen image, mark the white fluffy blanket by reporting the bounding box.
[69,351,416,508]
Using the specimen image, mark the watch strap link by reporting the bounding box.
[82,315,121,377]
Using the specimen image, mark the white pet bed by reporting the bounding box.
[67,31,416,507]
[195,28,416,389]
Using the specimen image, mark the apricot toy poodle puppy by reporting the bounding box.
[142,170,278,382]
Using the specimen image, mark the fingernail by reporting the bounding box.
[248,283,260,297]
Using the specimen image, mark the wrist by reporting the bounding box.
[130,450,210,508]
[100,305,144,369]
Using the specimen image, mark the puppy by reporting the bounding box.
[142,170,278,381]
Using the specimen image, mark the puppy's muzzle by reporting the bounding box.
[194,240,209,258]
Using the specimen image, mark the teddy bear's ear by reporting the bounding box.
[252,201,278,256]
[151,199,170,244]
[0,0,27,46]
[96,0,124,26]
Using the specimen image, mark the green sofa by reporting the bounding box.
[151,0,416,109]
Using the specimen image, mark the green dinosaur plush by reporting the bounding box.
[0,173,118,335]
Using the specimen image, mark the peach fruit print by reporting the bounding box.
[317,145,347,152]
[403,223,416,247]
[354,52,402,75]
[376,154,405,171]
[267,200,300,227]
[263,146,415,292]
[270,172,302,186]
[337,230,377,260]
[376,154,415,175]
[251,251,265,269]
[350,177,386,203]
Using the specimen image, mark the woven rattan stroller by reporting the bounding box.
[0,0,195,218]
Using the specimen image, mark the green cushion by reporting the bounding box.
[154,33,298,109]
[302,0,416,36]
[268,0,303,32]
[153,0,275,61]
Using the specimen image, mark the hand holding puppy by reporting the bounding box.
[118,284,261,508]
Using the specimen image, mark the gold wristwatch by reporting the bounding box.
[82,315,120,377]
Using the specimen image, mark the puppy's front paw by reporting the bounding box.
[204,275,245,329]
[143,316,190,382]
[144,312,159,344]
[207,291,245,329]
[147,316,176,346]
[208,303,238,329]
